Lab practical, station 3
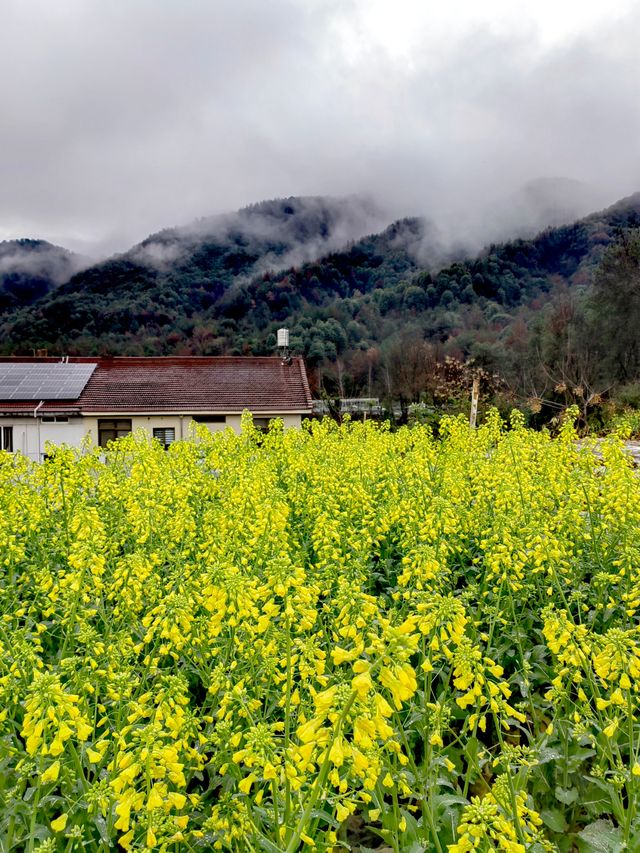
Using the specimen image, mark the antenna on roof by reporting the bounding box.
[277,328,290,363]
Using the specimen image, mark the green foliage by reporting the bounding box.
[591,230,640,382]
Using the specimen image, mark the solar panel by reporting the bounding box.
[0,363,97,400]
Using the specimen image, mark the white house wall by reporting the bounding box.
[1,418,85,461]
[219,413,302,432]
[1,412,304,459]
[11,420,39,461]
[82,415,187,445]
[40,420,86,451]
[221,413,302,432]
[83,413,303,444]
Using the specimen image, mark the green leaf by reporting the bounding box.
[309,808,340,829]
[567,748,597,772]
[555,785,579,805]
[434,794,469,812]
[94,815,111,846]
[577,819,624,852]
[540,808,566,833]
[536,746,563,764]
[398,808,421,845]
[258,837,290,853]
[33,825,50,841]
[400,843,426,853]
[581,779,616,818]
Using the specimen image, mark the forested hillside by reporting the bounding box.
[0,196,391,355]
[2,192,640,417]
[0,239,84,313]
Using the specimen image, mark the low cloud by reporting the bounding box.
[0,0,638,257]
[128,194,392,277]
[0,241,86,283]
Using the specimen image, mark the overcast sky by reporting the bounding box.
[1,0,639,256]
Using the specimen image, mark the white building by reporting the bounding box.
[0,356,312,460]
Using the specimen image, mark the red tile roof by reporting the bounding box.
[0,401,80,415]
[0,356,312,414]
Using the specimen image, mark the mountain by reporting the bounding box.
[1,191,640,411]
[0,195,395,352]
[0,239,84,313]
[190,191,640,379]
[0,212,435,357]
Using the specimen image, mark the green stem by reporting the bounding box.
[624,690,636,841]
[283,612,293,838]
[391,786,401,853]
[283,690,357,853]
[26,783,42,853]
[491,712,526,848]
[393,713,443,853]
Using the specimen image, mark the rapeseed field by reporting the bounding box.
[1,412,639,852]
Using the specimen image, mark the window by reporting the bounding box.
[191,415,226,423]
[153,427,176,449]
[253,417,272,434]
[1,426,13,452]
[98,419,132,447]
[42,415,69,423]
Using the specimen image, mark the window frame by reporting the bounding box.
[98,418,132,447]
[252,417,272,434]
[1,426,13,452]
[152,427,176,449]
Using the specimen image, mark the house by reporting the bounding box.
[0,356,312,460]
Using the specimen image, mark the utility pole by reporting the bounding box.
[470,373,480,428]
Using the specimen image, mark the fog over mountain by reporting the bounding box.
[0,1,638,257]
[129,195,393,278]
[0,239,85,311]
[439,177,614,255]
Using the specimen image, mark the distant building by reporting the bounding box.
[0,356,312,460]
[312,398,384,417]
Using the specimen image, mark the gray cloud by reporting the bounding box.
[0,0,638,258]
